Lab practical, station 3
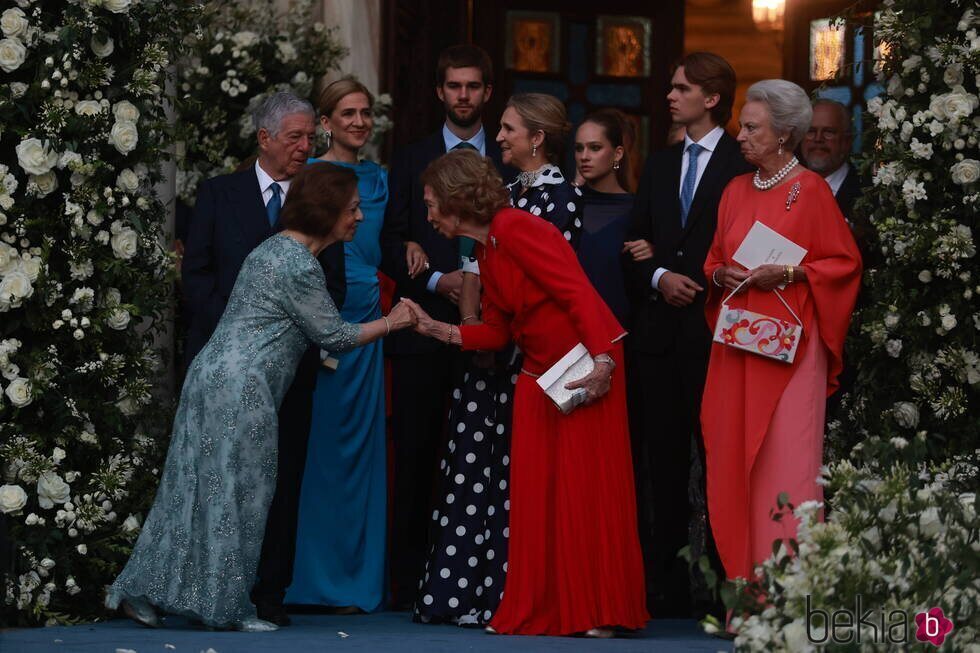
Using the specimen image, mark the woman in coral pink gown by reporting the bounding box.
[404,149,648,637]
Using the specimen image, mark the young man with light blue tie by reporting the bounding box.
[623,52,752,621]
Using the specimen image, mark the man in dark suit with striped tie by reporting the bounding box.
[624,52,752,618]
[381,44,511,608]
[182,91,345,626]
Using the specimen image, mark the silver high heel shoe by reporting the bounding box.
[585,627,615,638]
[120,598,161,628]
[235,617,280,632]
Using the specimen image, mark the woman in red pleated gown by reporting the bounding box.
[403,149,649,637]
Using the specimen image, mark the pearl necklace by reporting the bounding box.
[753,156,799,191]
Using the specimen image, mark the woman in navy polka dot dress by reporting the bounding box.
[415,94,582,626]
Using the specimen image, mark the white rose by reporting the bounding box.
[0,37,26,73]
[951,159,980,185]
[941,313,957,331]
[944,65,964,88]
[1,8,28,38]
[121,514,140,533]
[892,401,919,428]
[276,41,297,62]
[885,339,903,357]
[116,168,139,192]
[0,484,28,514]
[20,256,40,282]
[76,543,87,555]
[52,447,66,463]
[30,171,57,197]
[102,0,132,14]
[0,268,33,300]
[109,121,138,155]
[15,138,58,175]
[112,100,140,123]
[74,100,103,116]
[36,472,70,509]
[110,227,137,259]
[942,90,978,122]
[58,151,82,170]
[918,507,943,537]
[106,307,130,330]
[90,35,113,58]
[0,241,15,272]
[4,377,32,407]
[9,81,26,98]
[231,30,259,48]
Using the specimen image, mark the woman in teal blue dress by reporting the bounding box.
[287,79,423,612]
[106,164,416,631]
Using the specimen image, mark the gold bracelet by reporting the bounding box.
[786,265,794,284]
[382,316,391,336]
[460,314,477,324]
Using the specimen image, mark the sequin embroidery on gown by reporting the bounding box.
[106,234,360,628]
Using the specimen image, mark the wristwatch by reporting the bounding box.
[594,353,615,370]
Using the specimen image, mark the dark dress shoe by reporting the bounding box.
[256,603,291,627]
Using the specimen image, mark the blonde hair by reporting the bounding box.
[420,150,510,225]
[317,77,374,118]
[506,93,570,165]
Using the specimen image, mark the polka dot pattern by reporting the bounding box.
[415,353,515,627]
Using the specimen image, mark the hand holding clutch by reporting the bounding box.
[563,354,614,406]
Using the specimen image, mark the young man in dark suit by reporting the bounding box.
[181,92,345,626]
[381,44,509,608]
[625,52,752,618]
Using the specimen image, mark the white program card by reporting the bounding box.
[733,220,808,270]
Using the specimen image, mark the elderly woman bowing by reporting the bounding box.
[404,149,648,638]
[701,80,861,582]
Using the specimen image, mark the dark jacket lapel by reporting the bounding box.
[230,168,272,245]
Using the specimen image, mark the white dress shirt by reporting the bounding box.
[653,125,725,290]
[428,124,488,292]
[442,123,487,155]
[823,161,850,197]
[255,160,292,208]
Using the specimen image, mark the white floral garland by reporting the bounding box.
[0,0,199,625]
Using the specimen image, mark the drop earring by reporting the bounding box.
[531,143,537,158]
[325,130,333,150]
[778,137,784,157]
[613,159,621,170]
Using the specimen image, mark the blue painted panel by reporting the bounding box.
[568,101,586,125]
[864,82,884,101]
[568,23,588,85]
[586,83,642,108]
[816,86,852,105]
[512,78,569,101]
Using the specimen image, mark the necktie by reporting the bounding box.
[453,141,478,151]
[266,182,282,227]
[680,143,703,227]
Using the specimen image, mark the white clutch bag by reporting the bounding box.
[536,343,594,414]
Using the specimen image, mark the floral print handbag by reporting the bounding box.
[712,279,803,364]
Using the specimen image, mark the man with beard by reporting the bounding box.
[381,44,508,608]
[801,100,865,231]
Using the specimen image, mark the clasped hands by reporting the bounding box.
[714,264,790,292]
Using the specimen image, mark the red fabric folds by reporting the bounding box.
[459,209,647,634]
[700,171,861,581]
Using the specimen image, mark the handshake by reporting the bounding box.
[385,298,441,339]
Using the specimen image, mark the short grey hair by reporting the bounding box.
[745,80,813,150]
[812,98,853,135]
[252,91,315,138]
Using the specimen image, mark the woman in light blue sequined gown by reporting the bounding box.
[106,165,415,631]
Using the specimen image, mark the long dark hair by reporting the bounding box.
[581,108,636,192]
